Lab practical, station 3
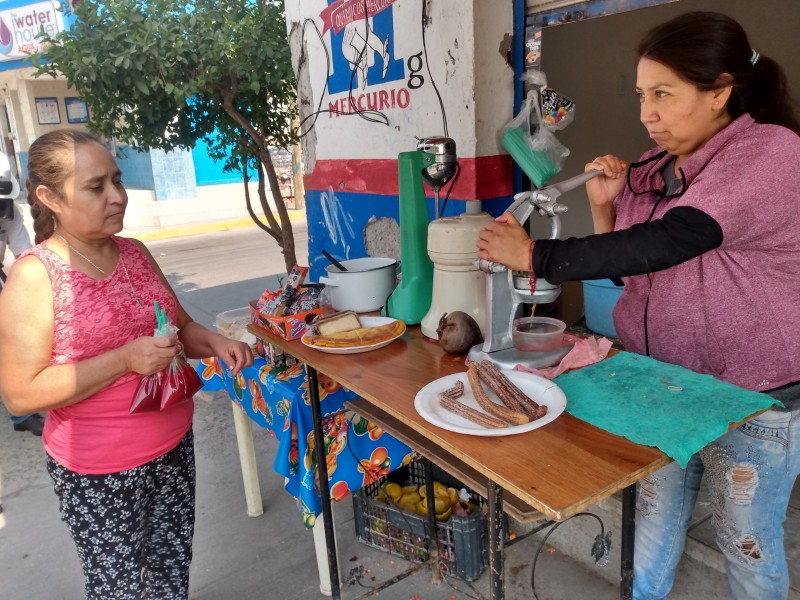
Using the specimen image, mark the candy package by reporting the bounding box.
[286,284,325,315]
[261,264,310,316]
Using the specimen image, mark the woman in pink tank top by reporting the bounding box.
[0,129,253,599]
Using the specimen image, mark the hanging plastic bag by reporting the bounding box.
[501,71,571,188]
[522,70,576,132]
[160,347,203,410]
[130,301,201,413]
[130,370,163,413]
[130,304,172,414]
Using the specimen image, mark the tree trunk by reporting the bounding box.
[221,89,297,274]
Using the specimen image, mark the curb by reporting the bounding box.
[123,210,307,242]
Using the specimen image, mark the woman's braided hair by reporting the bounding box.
[26,129,106,244]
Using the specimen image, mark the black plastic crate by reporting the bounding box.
[352,460,489,581]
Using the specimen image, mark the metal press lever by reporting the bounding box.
[470,169,605,364]
[477,170,603,275]
[508,169,603,225]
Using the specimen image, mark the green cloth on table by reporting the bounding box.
[555,352,782,468]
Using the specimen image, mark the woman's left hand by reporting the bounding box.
[476,212,533,272]
[214,339,254,374]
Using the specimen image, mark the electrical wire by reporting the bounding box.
[421,0,448,137]
[438,160,460,216]
[530,512,610,600]
[345,0,390,126]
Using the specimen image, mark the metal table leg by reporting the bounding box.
[422,458,443,584]
[487,480,505,600]
[620,483,636,600]
[307,366,341,599]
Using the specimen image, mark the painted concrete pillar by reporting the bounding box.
[285,0,518,280]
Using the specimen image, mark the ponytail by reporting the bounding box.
[736,56,800,134]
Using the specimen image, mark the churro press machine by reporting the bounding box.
[467,170,602,370]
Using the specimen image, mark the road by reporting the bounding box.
[146,222,309,328]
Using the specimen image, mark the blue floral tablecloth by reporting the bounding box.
[197,357,414,528]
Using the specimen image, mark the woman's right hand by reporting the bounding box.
[585,155,628,208]
[124,336,180,376]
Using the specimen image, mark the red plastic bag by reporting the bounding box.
[130,371,163,413]
[160,355,203,409]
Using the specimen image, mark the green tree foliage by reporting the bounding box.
[34,0,300,271]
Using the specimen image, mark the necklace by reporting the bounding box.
[55,233,111,277]
[118,253,145,307]
[54,233,145,308]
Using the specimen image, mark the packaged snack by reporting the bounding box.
[286,284,325,315]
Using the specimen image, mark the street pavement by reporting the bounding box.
[0,223,732,599]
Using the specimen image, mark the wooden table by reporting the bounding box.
[249,323,672,599]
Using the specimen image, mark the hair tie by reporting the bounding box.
[750,49,760,66]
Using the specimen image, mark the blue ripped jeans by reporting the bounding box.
[633,407,800,600]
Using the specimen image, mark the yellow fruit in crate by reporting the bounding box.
[398,501,418,514]
[417,495,452,516]
[447,487,459,506]
[435,507,453,522]
[418,481,449,499]
[402,484,420,495]
[384,482,402,502]
[375,489,388,504]
[399,491,422,507]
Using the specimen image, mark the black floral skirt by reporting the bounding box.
[47,429,196,600]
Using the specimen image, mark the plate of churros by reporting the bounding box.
[414,361,566,436]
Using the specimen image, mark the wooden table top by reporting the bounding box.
[248,323,671,521]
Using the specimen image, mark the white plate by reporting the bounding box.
[414,370,566,436]
[301,316,405,354]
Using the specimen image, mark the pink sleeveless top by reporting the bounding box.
[23,236,194,474]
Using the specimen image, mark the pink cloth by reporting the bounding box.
[514,334,613,379]
[22,236,193,474]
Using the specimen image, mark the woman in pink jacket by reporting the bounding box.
[479,12,800,600]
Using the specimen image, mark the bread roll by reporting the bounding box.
[315,311,361,336]
[305,320,406,348]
